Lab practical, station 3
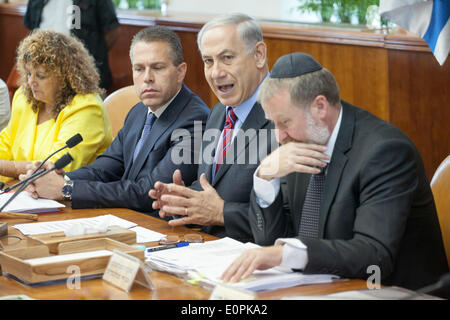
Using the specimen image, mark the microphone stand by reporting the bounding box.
[1,134,83,194]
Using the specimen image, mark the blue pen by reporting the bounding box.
[146,241,189,253]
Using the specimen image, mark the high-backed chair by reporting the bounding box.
[431,155,450,268]
[104,85,140,138]
[6,64,20,103]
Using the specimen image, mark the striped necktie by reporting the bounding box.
[213,107,238,178]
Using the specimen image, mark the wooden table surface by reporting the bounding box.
[0,207,368,300]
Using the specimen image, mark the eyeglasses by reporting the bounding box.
[0,235,23,249]
[159,234,204,245]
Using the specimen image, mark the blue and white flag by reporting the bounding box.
[380,0,450,65]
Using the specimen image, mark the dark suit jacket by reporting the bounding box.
[250,101,448,290]
[190,101,276,242]
[67,84,209,214]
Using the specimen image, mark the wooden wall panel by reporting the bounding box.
[264,38,389,121]
[108,25,142,93]
[0,5,29,81]
[388,50,450,179]
[1,3,448,178]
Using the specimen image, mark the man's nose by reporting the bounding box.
[210,62,226,80]
[276,128,287,144]
[143,68,154,83]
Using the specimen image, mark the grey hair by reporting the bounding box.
[257,68,341,108]
[129,26,184,66]
[197,13,263,54]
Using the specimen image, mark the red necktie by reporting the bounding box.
[214,107,238,175]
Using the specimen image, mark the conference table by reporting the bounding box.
[0,206,369,300]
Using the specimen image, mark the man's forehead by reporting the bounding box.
[200,25,244,53]
[263,91,297,115]
[131,41,170,62]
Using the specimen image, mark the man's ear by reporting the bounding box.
[310,95,329,121]
[253,41,267,69]
[177,62,187,84]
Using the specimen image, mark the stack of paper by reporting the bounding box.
[0,191,65,214]
[146,237,338,292]
[13,214,167,244]
[13,214,137,235]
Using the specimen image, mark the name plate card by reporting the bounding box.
[209,284,256,300]
[103,250,154,292]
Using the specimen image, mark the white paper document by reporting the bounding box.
[145,237,338,292]
[12,214,137,235]
[129,226,165,243]
[0,191,65,214]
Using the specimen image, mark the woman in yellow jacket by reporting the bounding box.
[0,30,112,183]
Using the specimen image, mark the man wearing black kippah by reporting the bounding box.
[221,52,449,294]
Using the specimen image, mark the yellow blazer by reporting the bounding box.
[0,88,112,181]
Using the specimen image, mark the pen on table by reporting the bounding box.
[146,241,189,253]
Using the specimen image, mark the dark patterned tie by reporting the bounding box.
[298,165,327,238]
[133,112,156,162]
[213,107,238,179]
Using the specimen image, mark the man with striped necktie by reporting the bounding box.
[149,13,276,242]
[221,52,448,296]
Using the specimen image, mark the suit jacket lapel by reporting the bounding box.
[212,102,267,185]
[123,104,147,178]
[202,104,226,184]
[128,85,190,180]
[318,102,354,237]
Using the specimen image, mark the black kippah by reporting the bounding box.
[270,52,323,78]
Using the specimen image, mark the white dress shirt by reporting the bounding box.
[146,88,178,118]
[40,0,73,35]
[253,107,343,270]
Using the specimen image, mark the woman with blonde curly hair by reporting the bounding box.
[0,30,112,182]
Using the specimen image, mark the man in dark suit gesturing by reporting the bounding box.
[26,26,209,214]
[221,52,448,291]
[149,13,276,242]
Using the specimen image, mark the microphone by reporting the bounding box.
[1,134,82,194]
[33,133,82,173]
[0,153,73,213]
